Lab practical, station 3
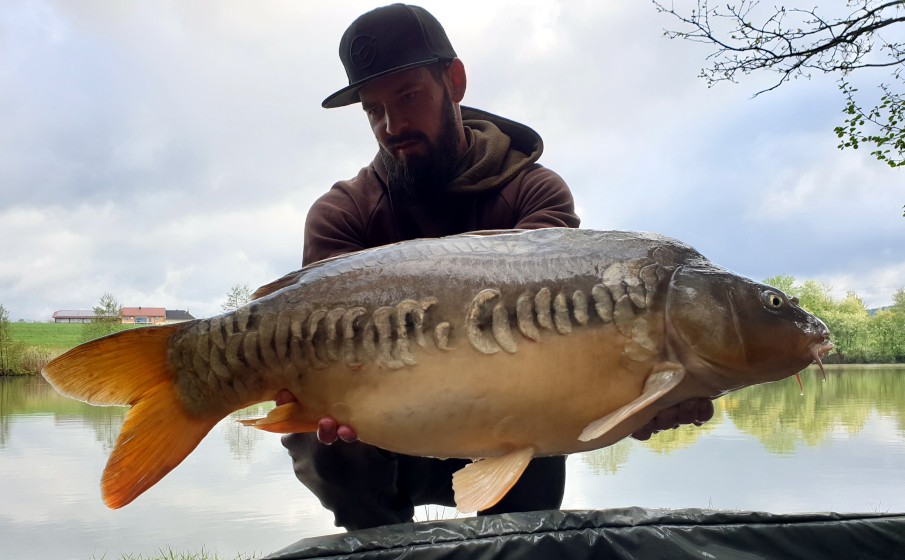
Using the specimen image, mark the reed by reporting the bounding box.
[91,547,257,560]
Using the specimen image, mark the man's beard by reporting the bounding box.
[379,95,460,204]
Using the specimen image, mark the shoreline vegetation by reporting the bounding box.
[0,322,143,376]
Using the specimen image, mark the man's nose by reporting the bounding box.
[383,109,409,137]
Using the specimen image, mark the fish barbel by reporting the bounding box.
[41,228,832,512]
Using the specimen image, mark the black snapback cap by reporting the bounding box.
[322,4,457,108]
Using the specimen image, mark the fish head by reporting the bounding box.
[665,266,832,393]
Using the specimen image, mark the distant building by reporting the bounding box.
[52,310,96,323]
[121,306,167,325]
[53,307,193,325]
[164,309,196,324]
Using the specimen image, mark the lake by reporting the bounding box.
[2,365,905,559]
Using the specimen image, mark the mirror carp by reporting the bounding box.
[41,228,832,512]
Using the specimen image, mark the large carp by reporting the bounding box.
[42,228,832,513]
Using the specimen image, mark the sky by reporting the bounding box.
[1,0,903,321]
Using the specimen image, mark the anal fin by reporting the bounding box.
[238,402,316,434]
[579,367,685,442]
[452,447,535,513]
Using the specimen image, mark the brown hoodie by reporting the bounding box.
[302,106,579,265]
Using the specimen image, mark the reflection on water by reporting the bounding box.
[0,378,274,457]
[225,405,272,461]
[2,366,905,559]
[581,366,905,474]
[0,374,124,451]
[572,366,905,515]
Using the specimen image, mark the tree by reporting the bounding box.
[221,283,252,312]
[0,304,24,374]
[82,292,123,342]
[654,1,905,211]
[823,291,872,361]
[892,287,905,315]
[764,274,796,295]
[868,309,905,361]
[94,292,122,320]
[878,287,905,361]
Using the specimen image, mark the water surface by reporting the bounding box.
[2,365,904,559]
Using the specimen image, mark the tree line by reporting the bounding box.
[582,364,905,472]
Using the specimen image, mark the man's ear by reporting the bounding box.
[446,58,467,103]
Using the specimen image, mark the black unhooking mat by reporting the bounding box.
[261,507,905,560]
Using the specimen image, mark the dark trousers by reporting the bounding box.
[283,433,567,531]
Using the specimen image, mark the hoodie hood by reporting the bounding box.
[447,106,544,194]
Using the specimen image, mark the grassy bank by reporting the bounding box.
[1,322,143,376]
[11,322,87,353]
[11,322,140,352]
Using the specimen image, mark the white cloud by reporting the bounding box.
[820,261,905,309]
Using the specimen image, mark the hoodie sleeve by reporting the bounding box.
[303,186,370,266]
[303,163,402,266]
[505,164,581,229]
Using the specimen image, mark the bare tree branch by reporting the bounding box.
[654,0,905,94]
[654,0,905,175]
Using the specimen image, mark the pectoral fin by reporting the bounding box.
[452,447,535,513]
[579,368,685,442]
[238,402,317,434]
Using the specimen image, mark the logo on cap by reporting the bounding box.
[350,35,377,69]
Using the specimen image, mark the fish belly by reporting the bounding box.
[291,328,652,458]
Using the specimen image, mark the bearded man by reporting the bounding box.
[280,4,713,531]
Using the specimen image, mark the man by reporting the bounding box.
[282,4,713,531]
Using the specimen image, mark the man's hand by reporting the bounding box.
[274,389,358,444]
[631,398,714,441]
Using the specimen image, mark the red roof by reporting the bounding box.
[121,307,166,318]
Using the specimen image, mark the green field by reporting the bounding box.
[10,322,141,353]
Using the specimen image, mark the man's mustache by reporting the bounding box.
[385,132,430,150]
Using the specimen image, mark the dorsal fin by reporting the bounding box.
[252,269,304,300]
[252,244,385,300]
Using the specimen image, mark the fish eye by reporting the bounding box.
[762,291,785,309]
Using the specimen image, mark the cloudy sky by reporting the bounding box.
[1,0,903,321]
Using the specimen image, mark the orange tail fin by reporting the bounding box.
[41,326,223,509]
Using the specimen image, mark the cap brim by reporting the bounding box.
[321,57,439,109]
